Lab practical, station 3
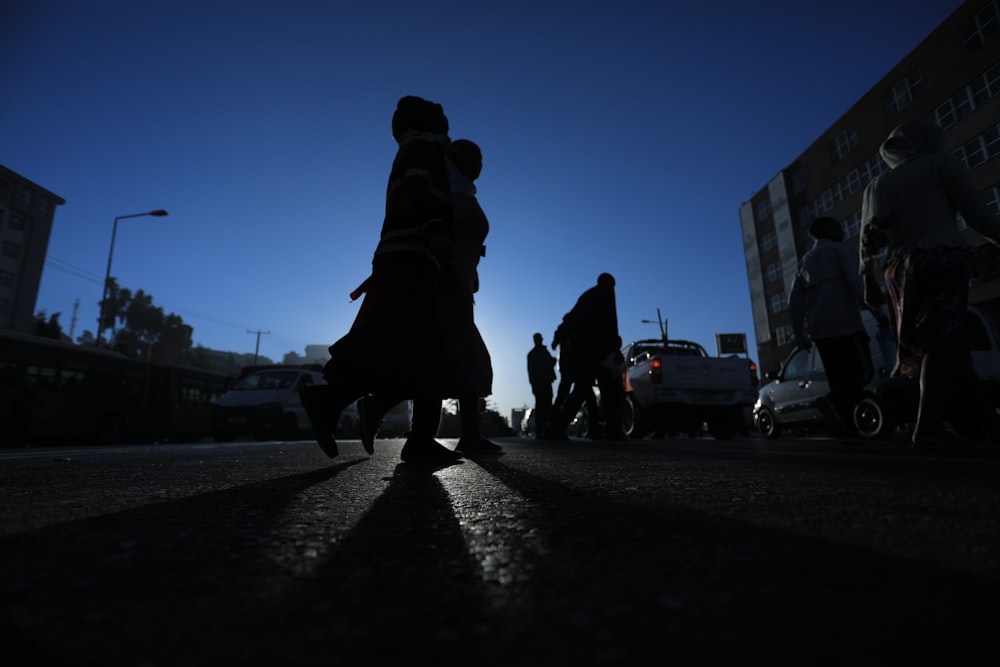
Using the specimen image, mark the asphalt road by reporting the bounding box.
[1,435,998,666]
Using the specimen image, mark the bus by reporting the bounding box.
[0,330,233,446]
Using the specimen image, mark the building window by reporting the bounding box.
[980,62,1000,102]
[829,126,859,163]
[954,122,1000,169]
[755,197,772,223]
[1,241,20,259]
[985,184,1000,216]
[792,166,810,195]
[7,213,27,233]
[14,185,32,213]
[845,210,862,238]
[818,188,834,214]
[0,270,13,287]
[775,324,794,346]
[760,229,777,252]
[766,262,783,283]
[769,293,787,314]
[933,63,1000,129]
[962,0,999,54]
[844,169,862,196]
[883,68,922,119]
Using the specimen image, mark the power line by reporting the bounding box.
[45,255,315,353]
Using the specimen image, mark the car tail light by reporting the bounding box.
[749,360,759,386]
[649,357,662,384]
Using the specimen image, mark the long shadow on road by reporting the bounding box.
[2,450,996,666]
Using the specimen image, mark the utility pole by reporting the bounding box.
[247,329,270,365]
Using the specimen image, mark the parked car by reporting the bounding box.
[212,366,359,441]
[754,311,891,438]
[853,306,1000,439]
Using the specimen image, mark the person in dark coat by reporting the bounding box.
[527,332,556,435]
[542,273,627,441]
[300,95,463,465]
[357,138,500,455]
[551,324,600,438]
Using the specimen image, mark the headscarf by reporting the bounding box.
[880,118,945,170]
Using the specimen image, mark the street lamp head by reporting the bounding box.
[149,209,168,217]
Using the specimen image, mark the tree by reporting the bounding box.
[97,277,131,346]
[97,280,194,362]
[33,311,64,340]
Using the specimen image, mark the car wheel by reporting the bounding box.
[756,407,780,439]
[854,395,894,439]
[623,395,643,439]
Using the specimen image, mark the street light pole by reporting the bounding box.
[641,307,667,341]
[98,209,168,348]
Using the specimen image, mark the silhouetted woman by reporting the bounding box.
[301,95,463,464]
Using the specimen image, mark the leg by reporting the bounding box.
[544,373,594,440]
[912,351,962,447]
[401,398,462,464]
[357,394,403,455]
[533,384,553,435]
[457,396,501,453]
[815,335,870,438]
[597,367,628,441]
[299,383,359,459]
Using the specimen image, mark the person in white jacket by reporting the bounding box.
[860,118,1000,447]
[789,216,873,437]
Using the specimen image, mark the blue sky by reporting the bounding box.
[1,0,963,419]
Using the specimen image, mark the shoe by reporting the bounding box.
[400,436,463,465]
[457,437,502,454]
[357,396,382,455]
[299,385,340,459]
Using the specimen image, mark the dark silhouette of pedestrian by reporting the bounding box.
[527,332,556,435]
[356,139,500,455]
[542,273,627,441]
[860,118,1000,447]
[788,216,873,437]
[551,325,600,438]
[300,95,462,465]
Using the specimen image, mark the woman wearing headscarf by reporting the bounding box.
[860,118,1000,447]
[301,95,464,464]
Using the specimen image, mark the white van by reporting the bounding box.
[212,366,359,441]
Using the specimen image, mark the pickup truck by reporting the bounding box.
[621,339,759,439]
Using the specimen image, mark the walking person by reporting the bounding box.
[356,138,500,455]
[860,118,1000,447]
[542,273,627,441]
[527,332,556,436]
[551,324,600,438]
[788,216,873,437]
[300,95,463,465]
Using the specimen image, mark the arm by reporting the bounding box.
[787,272,809,349]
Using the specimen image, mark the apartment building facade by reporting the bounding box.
[0,164,65,333]
[741,0,1000,375]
